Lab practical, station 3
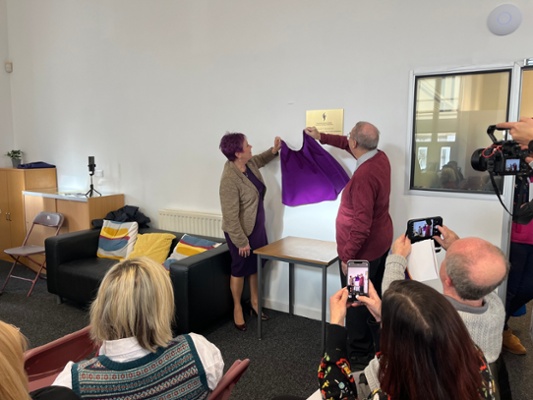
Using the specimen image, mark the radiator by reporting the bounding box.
[158,209,224,239]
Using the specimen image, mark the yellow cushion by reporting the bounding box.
[127,233,176,264]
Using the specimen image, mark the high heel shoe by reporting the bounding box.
[234,308,247,331]
[234,322,247,331]
[250,307,270,321]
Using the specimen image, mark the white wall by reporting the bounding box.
[0,0,13,165]
[3,0,533,319]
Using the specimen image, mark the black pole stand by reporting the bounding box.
[85,174,101,197]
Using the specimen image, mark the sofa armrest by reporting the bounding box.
[169,244,232,334]
[45,229,101,265]
[45,229,101,296]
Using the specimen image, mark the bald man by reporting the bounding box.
[373,227,510,399]
[382,229,508,362]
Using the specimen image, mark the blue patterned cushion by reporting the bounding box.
[163,234,221,270]
[97,221,139,260]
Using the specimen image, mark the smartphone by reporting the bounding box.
[406,216,443,245]
[346,260,370,302]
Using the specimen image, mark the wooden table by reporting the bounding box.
[254,236,339,351]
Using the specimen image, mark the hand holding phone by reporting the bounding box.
[391,234,412,258]
[432,224,460,250]
[346,260,370,303]
[354,280,382,322]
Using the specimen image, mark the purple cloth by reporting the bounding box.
[280,132,350,206]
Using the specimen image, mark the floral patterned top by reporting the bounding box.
[318,325,496,400]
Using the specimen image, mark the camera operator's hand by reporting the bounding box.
[391,233,411,258]
[433,225,460,250]
[497,117,533,148]
[356,281,382,323]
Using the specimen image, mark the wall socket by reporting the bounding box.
[94,169,104,177]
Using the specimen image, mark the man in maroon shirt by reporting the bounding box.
[305,122,393,369]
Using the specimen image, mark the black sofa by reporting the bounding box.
[45,227,233,334]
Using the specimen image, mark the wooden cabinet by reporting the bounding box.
[0,168,57,262]
[24,191,125,233]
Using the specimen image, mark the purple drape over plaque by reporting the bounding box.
[280,132,350,206]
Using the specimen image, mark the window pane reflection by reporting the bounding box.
[411,70,510,193]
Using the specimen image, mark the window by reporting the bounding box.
[410,70,511,193]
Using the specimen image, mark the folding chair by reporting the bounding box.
[208,358,250,400]
[1,211,64,297]
[24,325,97,392]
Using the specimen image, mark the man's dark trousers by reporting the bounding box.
[340,249,388,370]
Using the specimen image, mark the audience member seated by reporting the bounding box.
[0,320,80,400]
[53,256,224,399]
[318,281,496,400]
[381,228,510,399]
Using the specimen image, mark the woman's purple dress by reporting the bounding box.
[224,167,268,277]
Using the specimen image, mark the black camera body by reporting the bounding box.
[471,125,531,176]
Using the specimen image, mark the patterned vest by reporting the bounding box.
[72,335,209,400]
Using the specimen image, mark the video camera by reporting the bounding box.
[470,125,531,177]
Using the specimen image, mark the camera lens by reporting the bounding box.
[470,148,487,172]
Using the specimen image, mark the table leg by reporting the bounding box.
[289,262,294,315]
[257,255,263,340]
[321,264,327,353]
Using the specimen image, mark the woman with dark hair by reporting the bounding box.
[219,132,281,331]
[318,280,495,400]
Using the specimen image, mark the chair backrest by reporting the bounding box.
[21,212,64,247]
[24,325,97,391]
[208,358,250,400]
[34,211,64,229]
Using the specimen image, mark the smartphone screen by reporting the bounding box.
[346,260,370,302]
[406,216,443,244]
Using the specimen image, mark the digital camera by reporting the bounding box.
[470,125,531,176]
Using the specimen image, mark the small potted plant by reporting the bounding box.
[6,150,23,168]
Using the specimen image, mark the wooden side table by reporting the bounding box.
[254,236,339,352]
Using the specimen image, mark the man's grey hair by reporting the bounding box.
[351,121,379,150]
[445,250,508,300]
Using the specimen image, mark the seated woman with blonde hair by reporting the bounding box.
[53,256,224,399]
[0,320,80,400]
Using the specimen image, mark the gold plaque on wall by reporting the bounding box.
[305,109,344,135]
